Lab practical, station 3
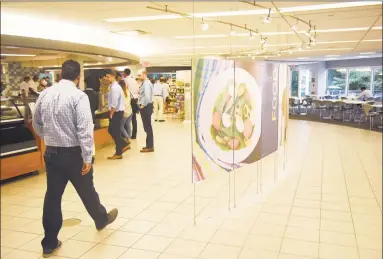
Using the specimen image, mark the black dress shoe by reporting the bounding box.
[97,208,118,231]
[42,240,62,258]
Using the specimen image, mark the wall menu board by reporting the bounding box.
[192,58,283,180]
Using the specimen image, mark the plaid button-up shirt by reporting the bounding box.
[32,79,94,163]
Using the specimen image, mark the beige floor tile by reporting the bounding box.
[356,234,382,250]
[118,248,160,259]
[320,230,357,247]
[210,230,247,247]
[158,254,195,259]
[294,199,321,209]
[359,249,383,259]
[319,243,359,259]
[284,226,319,242]
[1,216,35,231]
[165,239,206,257]
[119,220,156,234]
[262,204,291,215]
[148,222,185,238]
[278,254,317,259]
[257,213,289,225]
[55,240,96,258]
[281,239,318,258]
[321,210,352,222]
[251,222,286,237]
[199,243,241,259]
[1,231,37,248]
[18,208,43,219]
[133,235,173,252]
[59,225,86,240]
[320,219,354,234]
[291,207,320,218]
[244,234,282,252]
[71,227,113,243]
[78,244,127,259]
[219,219,255,233]
[351,204,382,215]
[2,249,41,259]
[179,226,216,242]
[19,235,44,253]
[288,216,320,229]
[321,201,350,212]
[101,231,143,247]
[1,205,33,217]
[147,202,179,212]
[135,209,169,223]
[1,247,14,257]
[238,249,278,259]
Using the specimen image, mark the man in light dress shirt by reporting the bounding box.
[138,69,155,152]
[123,68,139,139]
[358,86,373,101]
[153,76,169,122]
[33,60,118,258]
[106,69,130,160]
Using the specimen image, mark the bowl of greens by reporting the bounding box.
[197,67,261,165]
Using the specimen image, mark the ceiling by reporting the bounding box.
[1,1,382,66]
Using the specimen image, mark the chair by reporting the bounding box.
[358,104,380,130]
[289,98,299,115]
[312,100,327,119]
[322,100,335,119]
[300,98,313,115]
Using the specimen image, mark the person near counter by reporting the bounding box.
[29,75,40,95]
[20,76,31,97]
[153,77,168,122]
[123,68,139,140]
[32,59,118,258]
[106,69,130,160]
[358,87,373,101]
[138,69,154,153]
[117,72,133,143]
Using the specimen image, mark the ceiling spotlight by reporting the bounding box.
[298,45,303,51]
[291,21,298,31]
[260,36,267,45]
[254,29,259,36]
[107,57,113,62]
[201,18,209,31]
[256,51,260,55]
[265,56,268,59]
[289,50,293,54]
[264,8,271,24]
[277,52,281,56]
[248,53,252,57]
[252,56,255,60]
[249,31,254,40]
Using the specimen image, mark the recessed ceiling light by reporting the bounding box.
[115,30,140,36]
[326,55,341,57]
[360,52,376,55]
[4,46,20,49]
[298,57,310,60]
[107,57,113,62]
[1,53,36,57]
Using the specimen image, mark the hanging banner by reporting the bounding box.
[192,58,280,174]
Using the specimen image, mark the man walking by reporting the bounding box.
[106,70,130,159]
[138,69,154,152]
[123,68,139,139]
[33,60,118,258]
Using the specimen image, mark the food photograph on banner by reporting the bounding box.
[192,58,284,179]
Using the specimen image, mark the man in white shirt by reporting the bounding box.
[20,76,31,97]
[359,87,373,101]
[28,75,39,94]
[123,68,139,139]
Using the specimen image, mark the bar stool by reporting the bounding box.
[358,104,379,130]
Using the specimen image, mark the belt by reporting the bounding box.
[46,146,81,153]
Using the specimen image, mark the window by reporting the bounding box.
[373,68,382,98]
[291,70,298,97]
[299,69,311,97]
[348,67,372,96]
[327,69,346,96]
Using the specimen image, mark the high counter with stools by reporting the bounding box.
[289,96,383,131]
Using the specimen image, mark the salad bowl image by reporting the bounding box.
[196,67,262,165]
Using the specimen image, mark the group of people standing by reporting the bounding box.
[20,75,52,97]
[105,68,155,160]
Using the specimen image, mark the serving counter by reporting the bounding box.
[0,97,113,180]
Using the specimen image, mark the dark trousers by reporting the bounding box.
[131,112,137,139]
[42,146,108,250]
[108,111,127,155]
[140,103,154,148]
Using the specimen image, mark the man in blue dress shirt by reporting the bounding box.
[138,69,154,152]
[33,60,118,257]
[106,70,130,159]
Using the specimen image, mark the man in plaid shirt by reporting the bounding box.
[33,60,118,258]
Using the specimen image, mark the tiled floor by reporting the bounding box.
[1,119,382,259]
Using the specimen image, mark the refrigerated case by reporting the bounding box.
[0,97,42,180]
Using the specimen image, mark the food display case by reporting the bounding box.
[0,97,42,180]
